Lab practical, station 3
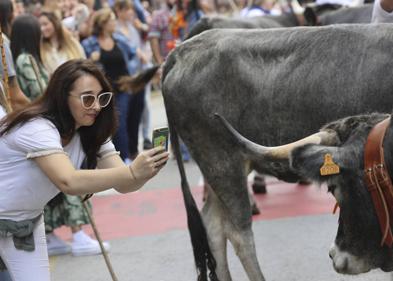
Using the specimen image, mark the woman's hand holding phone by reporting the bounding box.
[129,147,170,182]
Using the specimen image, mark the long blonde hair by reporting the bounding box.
[40,12,84,62]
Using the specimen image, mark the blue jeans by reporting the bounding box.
[0,271,12,281]
[127,89,145,157]
[112,92,130,160]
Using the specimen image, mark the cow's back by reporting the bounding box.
[163,24,393,148]
[320,4,373,25]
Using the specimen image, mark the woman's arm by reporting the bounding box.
[34,147,169,195]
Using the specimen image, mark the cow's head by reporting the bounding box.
[290,113,393,274]
[217,112,393,274]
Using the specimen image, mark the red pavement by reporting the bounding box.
[55,182,336,241]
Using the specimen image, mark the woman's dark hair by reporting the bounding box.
[10,14,42,64]
[0,59,118,168]
[0,0,13,37]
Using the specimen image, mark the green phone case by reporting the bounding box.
[152,127,169,151]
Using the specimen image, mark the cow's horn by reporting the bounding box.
[214,113,338,159]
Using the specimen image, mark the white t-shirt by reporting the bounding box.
[372,0,393,22]
[0,117,117,221]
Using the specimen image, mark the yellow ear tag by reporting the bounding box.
[320,153,340,176]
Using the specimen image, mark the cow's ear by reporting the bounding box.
[290,144,344,183]
[303,7,318,26]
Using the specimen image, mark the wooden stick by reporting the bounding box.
[81,199,119,281]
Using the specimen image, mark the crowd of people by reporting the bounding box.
[0,0,392,278]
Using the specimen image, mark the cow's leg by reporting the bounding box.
[204,178,260,215]
[251,172,266,194]
[202,187,263,281]
[202,183,232,280]
[229,229,265,281]
[196,156,265,281]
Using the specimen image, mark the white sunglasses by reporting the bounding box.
[70,92,113,109]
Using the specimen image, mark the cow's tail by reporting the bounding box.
[116,65,160,93]
[168,121,219,281]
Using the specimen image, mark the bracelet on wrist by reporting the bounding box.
[129,165,137,181]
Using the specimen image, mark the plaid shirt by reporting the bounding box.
[147,7,176,59]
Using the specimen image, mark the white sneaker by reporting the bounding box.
[46,233,71,256]
[71,231,110,257]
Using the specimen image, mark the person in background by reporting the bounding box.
[11,0,24,16]
[10,14,49,101]
[148,0,191,161]
[239,0,271,17]
[148,0,177,65]
[82,8,139,163]
[139,0,154,150]
[372,0,393,21]
[0,59,169,281]
[114,0,151,157]
[0,0,30,111]
[184,0,203,34]
[39,11,86,74]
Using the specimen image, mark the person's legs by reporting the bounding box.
[0,216,50,281]
[127,89,145,158]
[44,193,71,256]
[45,194,110,257]
[141,85,153,149]
[112,92,131,160]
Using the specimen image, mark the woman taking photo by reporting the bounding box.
[37,12,104,257]
[39,11,86,74]
[0,59,169,280]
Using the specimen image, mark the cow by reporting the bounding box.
[187,4,373,40]
[306,3,373,25]
[161,24,393,281]
[186,13,300,39]
[186,4,376,197]
[219,111,393,274]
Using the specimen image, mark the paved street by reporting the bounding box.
[48,91,393,281]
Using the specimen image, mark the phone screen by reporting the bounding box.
[152,127,169,151]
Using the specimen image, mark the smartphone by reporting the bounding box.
[152,127,169,151]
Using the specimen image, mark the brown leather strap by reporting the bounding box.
[364,117,393,247]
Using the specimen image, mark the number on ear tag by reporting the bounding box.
[320,153,340,176]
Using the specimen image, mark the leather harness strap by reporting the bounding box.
[364,117,393,247]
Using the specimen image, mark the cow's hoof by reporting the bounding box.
[252,183,267,194]
[251,203,261,215]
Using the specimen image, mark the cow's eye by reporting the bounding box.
[327,184,336,194]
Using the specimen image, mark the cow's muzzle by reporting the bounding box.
[329,243,372,274]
